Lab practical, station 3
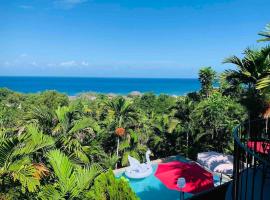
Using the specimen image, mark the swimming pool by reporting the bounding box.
[115,156,229,200]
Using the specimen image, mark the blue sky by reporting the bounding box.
[0,0,269,78]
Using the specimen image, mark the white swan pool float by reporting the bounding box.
[125,149,153,179]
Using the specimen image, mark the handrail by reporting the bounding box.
[233,123,270,166]
[233,119,270,200]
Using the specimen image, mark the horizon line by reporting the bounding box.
[0,75,198,79]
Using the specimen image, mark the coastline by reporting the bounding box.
[68,90,183,100]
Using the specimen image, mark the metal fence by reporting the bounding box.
[233,119,270,200]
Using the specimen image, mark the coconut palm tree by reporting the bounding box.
[223,46,270,119]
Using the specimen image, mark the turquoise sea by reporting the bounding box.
[0,77,200,96]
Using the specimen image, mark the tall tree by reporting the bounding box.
[198,67,216,98]
[106,97,137,168]
[223,46,270,119]
[190,92,246,157]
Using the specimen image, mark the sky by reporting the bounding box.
[0,0,269,78]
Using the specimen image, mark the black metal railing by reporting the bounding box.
[233,119,270,200]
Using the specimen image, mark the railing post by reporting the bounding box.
[233,129,240,200]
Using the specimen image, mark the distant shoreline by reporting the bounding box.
[68,91,184,100]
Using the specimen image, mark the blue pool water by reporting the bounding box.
[117,164,193,200]
[0,76,200,95]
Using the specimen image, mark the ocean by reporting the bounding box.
[0,76,200,96]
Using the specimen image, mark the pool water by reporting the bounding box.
[117,164,192,200]
[116,156,228,200]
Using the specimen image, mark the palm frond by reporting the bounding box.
[46,150,76,194]
[38,184,63,200]
[9,157,40,193]
[71,164,103,197]
[168,118,181,133]
[71,150,90,164]
[223,56,244,69]
[257,76,270,90]
[119,139,130,151]
[258,24,270,42]
[13,124,54,156]
[69,117,100,134]
[0,137,18,167]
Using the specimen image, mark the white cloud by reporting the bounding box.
[59,60,77,67]
[54,0,88,9]
[1,57,91,69]
[59,60,90,67]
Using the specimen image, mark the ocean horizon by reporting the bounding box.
[0,76,200,96]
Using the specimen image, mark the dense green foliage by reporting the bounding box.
[0,78,247,199]
[0,23,269,199]
[87,170,138,200]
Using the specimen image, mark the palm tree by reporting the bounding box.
[258,23,270,42]
[198,67,216,98]
[25,106,55,135]
[223,46,270,119]
[170,97,195,157]
[119,129,148,166]
[149,114,183,158]
[106,97,137,168]
[224,46,270,90]
[54,106,104,165]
